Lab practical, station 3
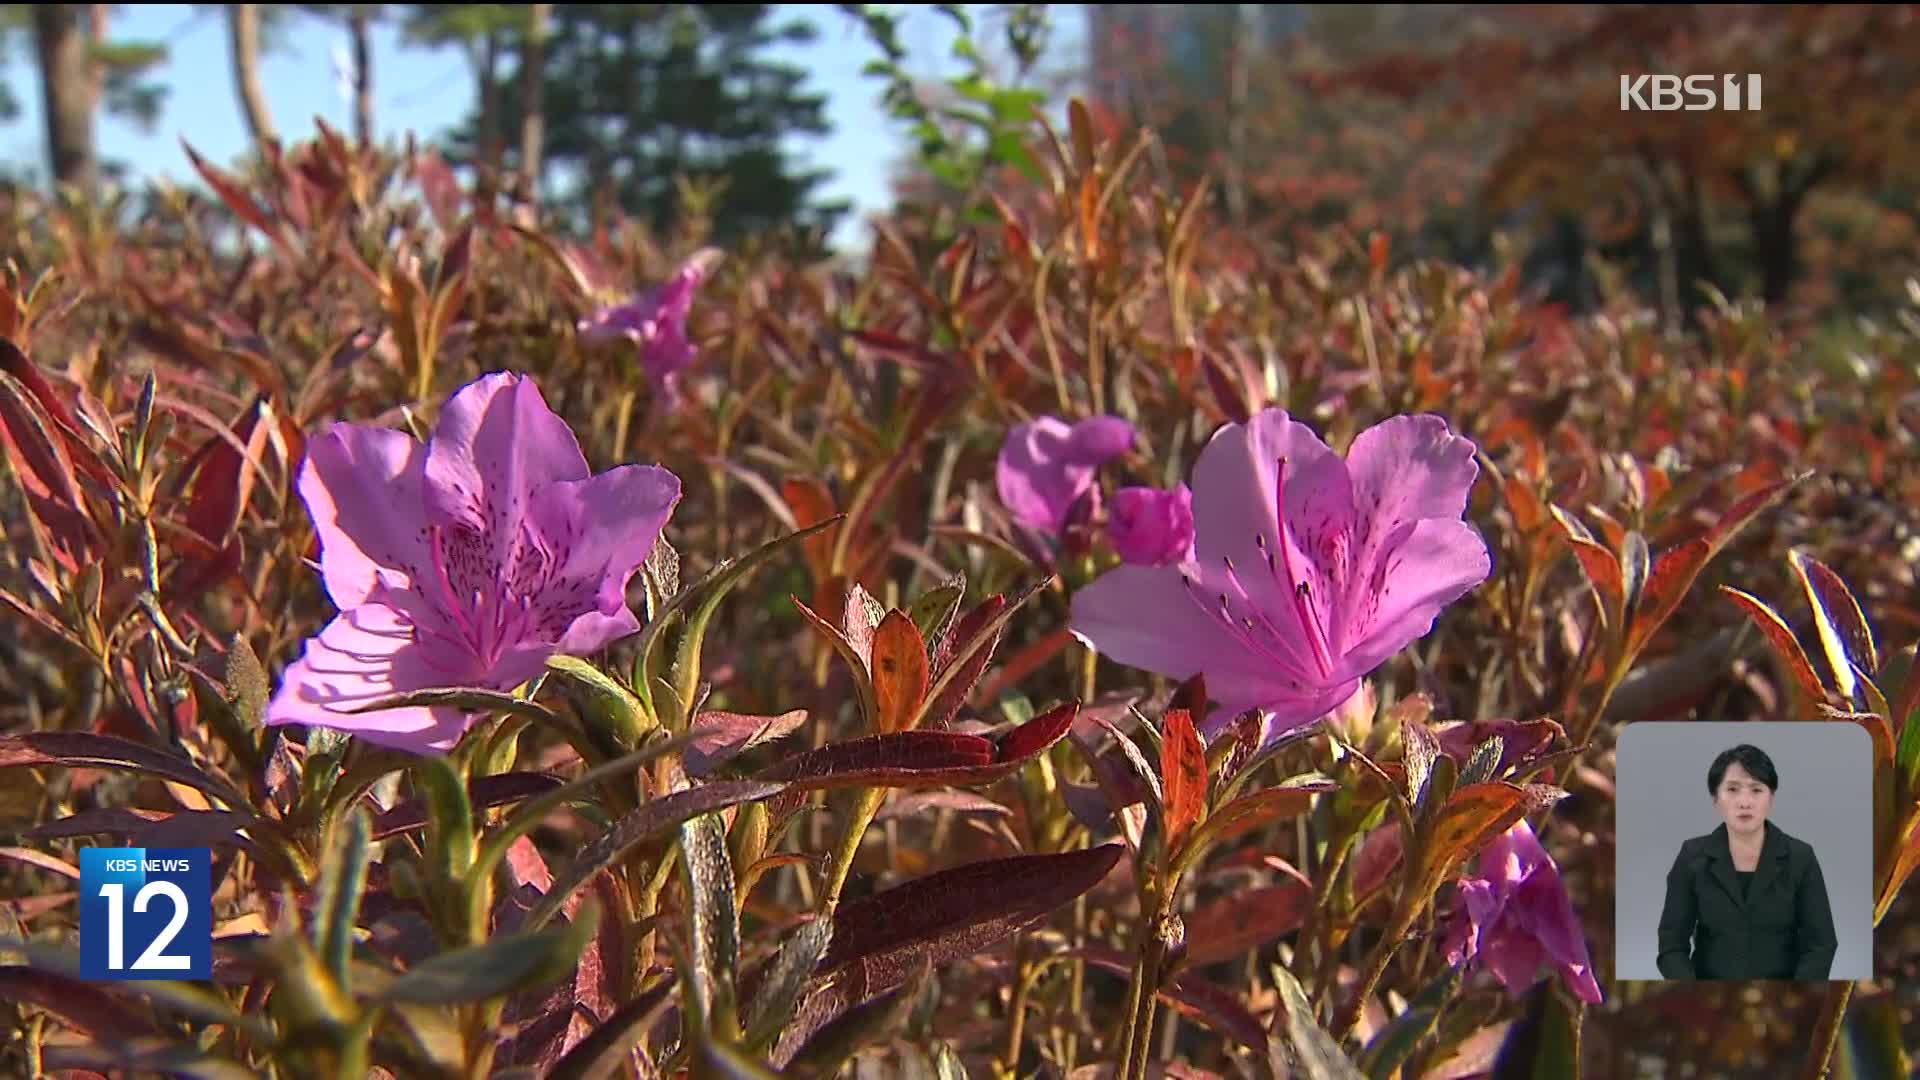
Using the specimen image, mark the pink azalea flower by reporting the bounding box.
[995,414,1135,538]
[1441,819,1604,1005]
[266,372,682,754]
[1107,483,1195,566]
[576,248,722,408]
[1069,409,1490,738]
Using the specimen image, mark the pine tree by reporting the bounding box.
[427,4,847,250]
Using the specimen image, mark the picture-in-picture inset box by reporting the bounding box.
[1614,721,1873,982]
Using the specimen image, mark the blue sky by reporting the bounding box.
[2,4,1089,252]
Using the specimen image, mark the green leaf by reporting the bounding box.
[1359,966,1460,1079]
[906,574,967,653]
[680,811,742,1040]
[546,654,654,749]
[418,756,475,886]
[742,917,835,1054]
[376,900,599,1006]
[1268,962,1366,1079]
[1460,736,1506,788]
[314,807,371,991]
[1491,980,1581,1079]
[341,687,562,729]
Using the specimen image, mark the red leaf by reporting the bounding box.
[182,395,272,550]
[995,701,1079,763]
[1161,709,1207,858]
[1181,883,1313,968]
[0,733,249,810]
[790,844,1125,1050]
[754,731,997,790]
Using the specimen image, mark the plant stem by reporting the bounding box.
[1116,893,1173,1080]
[1332,881,1422,1043]
[821,786,886,914]
[1798,981,1855,1080]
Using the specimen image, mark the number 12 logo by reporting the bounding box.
[79,848,211,981]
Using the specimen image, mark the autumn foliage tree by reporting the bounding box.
[1315,4,1920,317]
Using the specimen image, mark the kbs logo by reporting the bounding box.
[79,847,212,980]
[1620,74,1762,111]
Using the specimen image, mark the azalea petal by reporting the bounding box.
[423,371,592,544]
[1065,415,1135,463]
[1480,925,1550,997]
[1333,518,1491,681]
[1340,414,1481,620]
[264,603,478,755]
[996,417,1091,535]
[1070,562,1349,733]
[525,463,684,654]
[1188,409,1354,678]
[299,423,432,609]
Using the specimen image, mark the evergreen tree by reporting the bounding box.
[429,4,847,250]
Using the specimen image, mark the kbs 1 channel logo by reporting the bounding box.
[78,847,213,981]
[1620,73,1762,112]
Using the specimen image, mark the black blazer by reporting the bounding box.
[1656,820,1838,980]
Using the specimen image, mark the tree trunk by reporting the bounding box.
[349,7,374,147]
[33,4,95,197]
[228,4,278,152]
[518,3,550,203]
[475,28,501,206]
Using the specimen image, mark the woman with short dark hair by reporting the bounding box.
[1655,744,1838,980]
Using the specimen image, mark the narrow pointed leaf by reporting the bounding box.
[782,959,931,1077]
[1269,962,1366,1079]
[743,917,835,1053]
[680,811,742,1038]
[804,844,1124,1033]
[792,594,878,733]
[41,1039,258,1080]
[0,732,249,810]
[1791,550,1879,703]
[1424,784,1535,883]
[1720,586,1828,710]
[419,756,475,883]
[1460,737,1507,788]
[1619,531,1651,620]
[907,576,967,651]
[343,687,561,728]
[1179,779,1335,873]
[1402,712,1441,812]
[1490,980,1580,1079]
[376,901,599,1005]
[315,808,371,987]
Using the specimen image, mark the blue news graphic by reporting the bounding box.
[78,847,212,981]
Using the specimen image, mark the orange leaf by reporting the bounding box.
[871,611,929,735]
[782,476,840,580]
[1161,709,1208,860]
[1424,782,1535,883]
